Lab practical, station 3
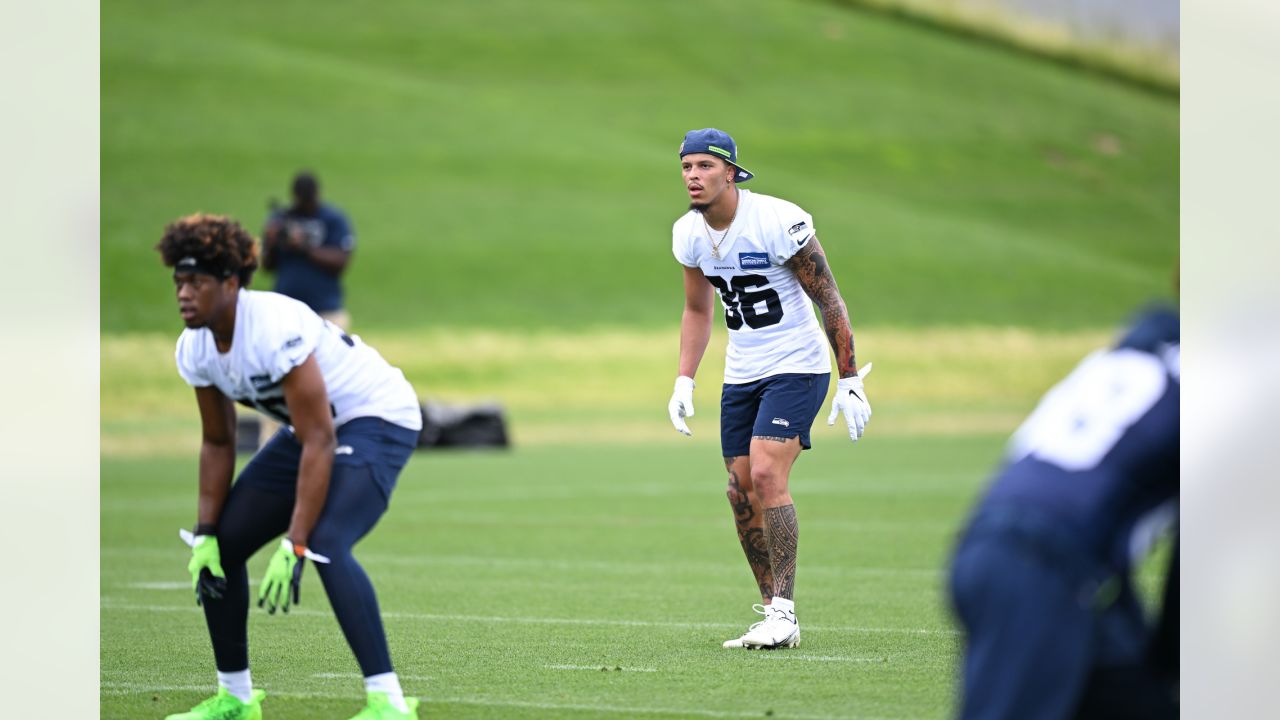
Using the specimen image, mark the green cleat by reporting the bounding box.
[164,688,265,720]
[347,691,420,719]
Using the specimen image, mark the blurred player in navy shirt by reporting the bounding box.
[263,171,356,330]
[949,306,1179,719]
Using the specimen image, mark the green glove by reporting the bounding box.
[180,529,227,605]
[258,539,308,614]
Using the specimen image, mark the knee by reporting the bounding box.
[725,464,753,502]
[726,476,749,503]
[750,464,790,503]
[306,523,355,562]
[749,464,781,492]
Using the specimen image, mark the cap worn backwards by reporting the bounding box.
[679,128,754,183]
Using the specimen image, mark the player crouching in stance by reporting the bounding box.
[666,129,873,650]
[157,214,423,720]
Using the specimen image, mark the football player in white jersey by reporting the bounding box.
[668,129,873,650]
[156,214,424,720]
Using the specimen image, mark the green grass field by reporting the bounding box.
[102,438,996,720]
[101,0,1178,716]
[100,325,1113,718]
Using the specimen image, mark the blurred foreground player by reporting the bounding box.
[949,306,1179,719]
[157,214,423,720]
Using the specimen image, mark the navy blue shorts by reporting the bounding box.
[720,372,830,457]
[237,416,419,501]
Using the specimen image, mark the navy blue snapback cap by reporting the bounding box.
[679,128,754,183]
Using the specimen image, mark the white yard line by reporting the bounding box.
[100,600,959,635]
[311,672,433,681]
[755,654,889,663]
[545,664,659,672]
[106,546,944,579]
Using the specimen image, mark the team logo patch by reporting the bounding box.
[739,252,769,270]
[771,417,791,428]
[788,221,812,247]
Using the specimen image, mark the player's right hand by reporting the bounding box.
[668,376,696,436]
[180,529,227,606]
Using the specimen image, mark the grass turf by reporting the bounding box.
[100,0,1178,714]
[101,325,1112,457]
[103,438,999,719]
[102,0,1177,335]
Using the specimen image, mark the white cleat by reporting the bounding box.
[722,604,800,650]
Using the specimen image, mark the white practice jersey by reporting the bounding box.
[175,290,423,431]
[673,189,831,384]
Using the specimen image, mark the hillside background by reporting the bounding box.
[102,0,1177,336]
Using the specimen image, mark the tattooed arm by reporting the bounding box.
[785,235,858,378]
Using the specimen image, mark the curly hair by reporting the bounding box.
[156,213,259,287]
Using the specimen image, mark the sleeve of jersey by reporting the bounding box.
[174,336,211,388]
[331,211,355,252]
[672,222,698,268]
[766,202,816,265]
[262,304,323,384]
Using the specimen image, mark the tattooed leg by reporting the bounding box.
[748,435,804,600]
[725,456,773,603]
[763,504,799,600]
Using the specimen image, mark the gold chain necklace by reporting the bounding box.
[701,190,739,260]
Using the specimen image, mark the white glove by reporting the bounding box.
[668,376,696,436]
[827,363,873,442]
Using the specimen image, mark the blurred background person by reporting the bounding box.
[948,305,1179,720]
[263,171,356,331]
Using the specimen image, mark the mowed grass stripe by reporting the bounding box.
[101,325,1108,456]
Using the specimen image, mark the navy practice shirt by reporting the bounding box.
[268,204,354,314]
[974,307,1179,573]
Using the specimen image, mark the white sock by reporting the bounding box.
[365,671,408,713]
[771,596,795,614]
[217,669,253,703]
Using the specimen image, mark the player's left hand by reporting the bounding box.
[828,363,873,443]
[258,538,330,614]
